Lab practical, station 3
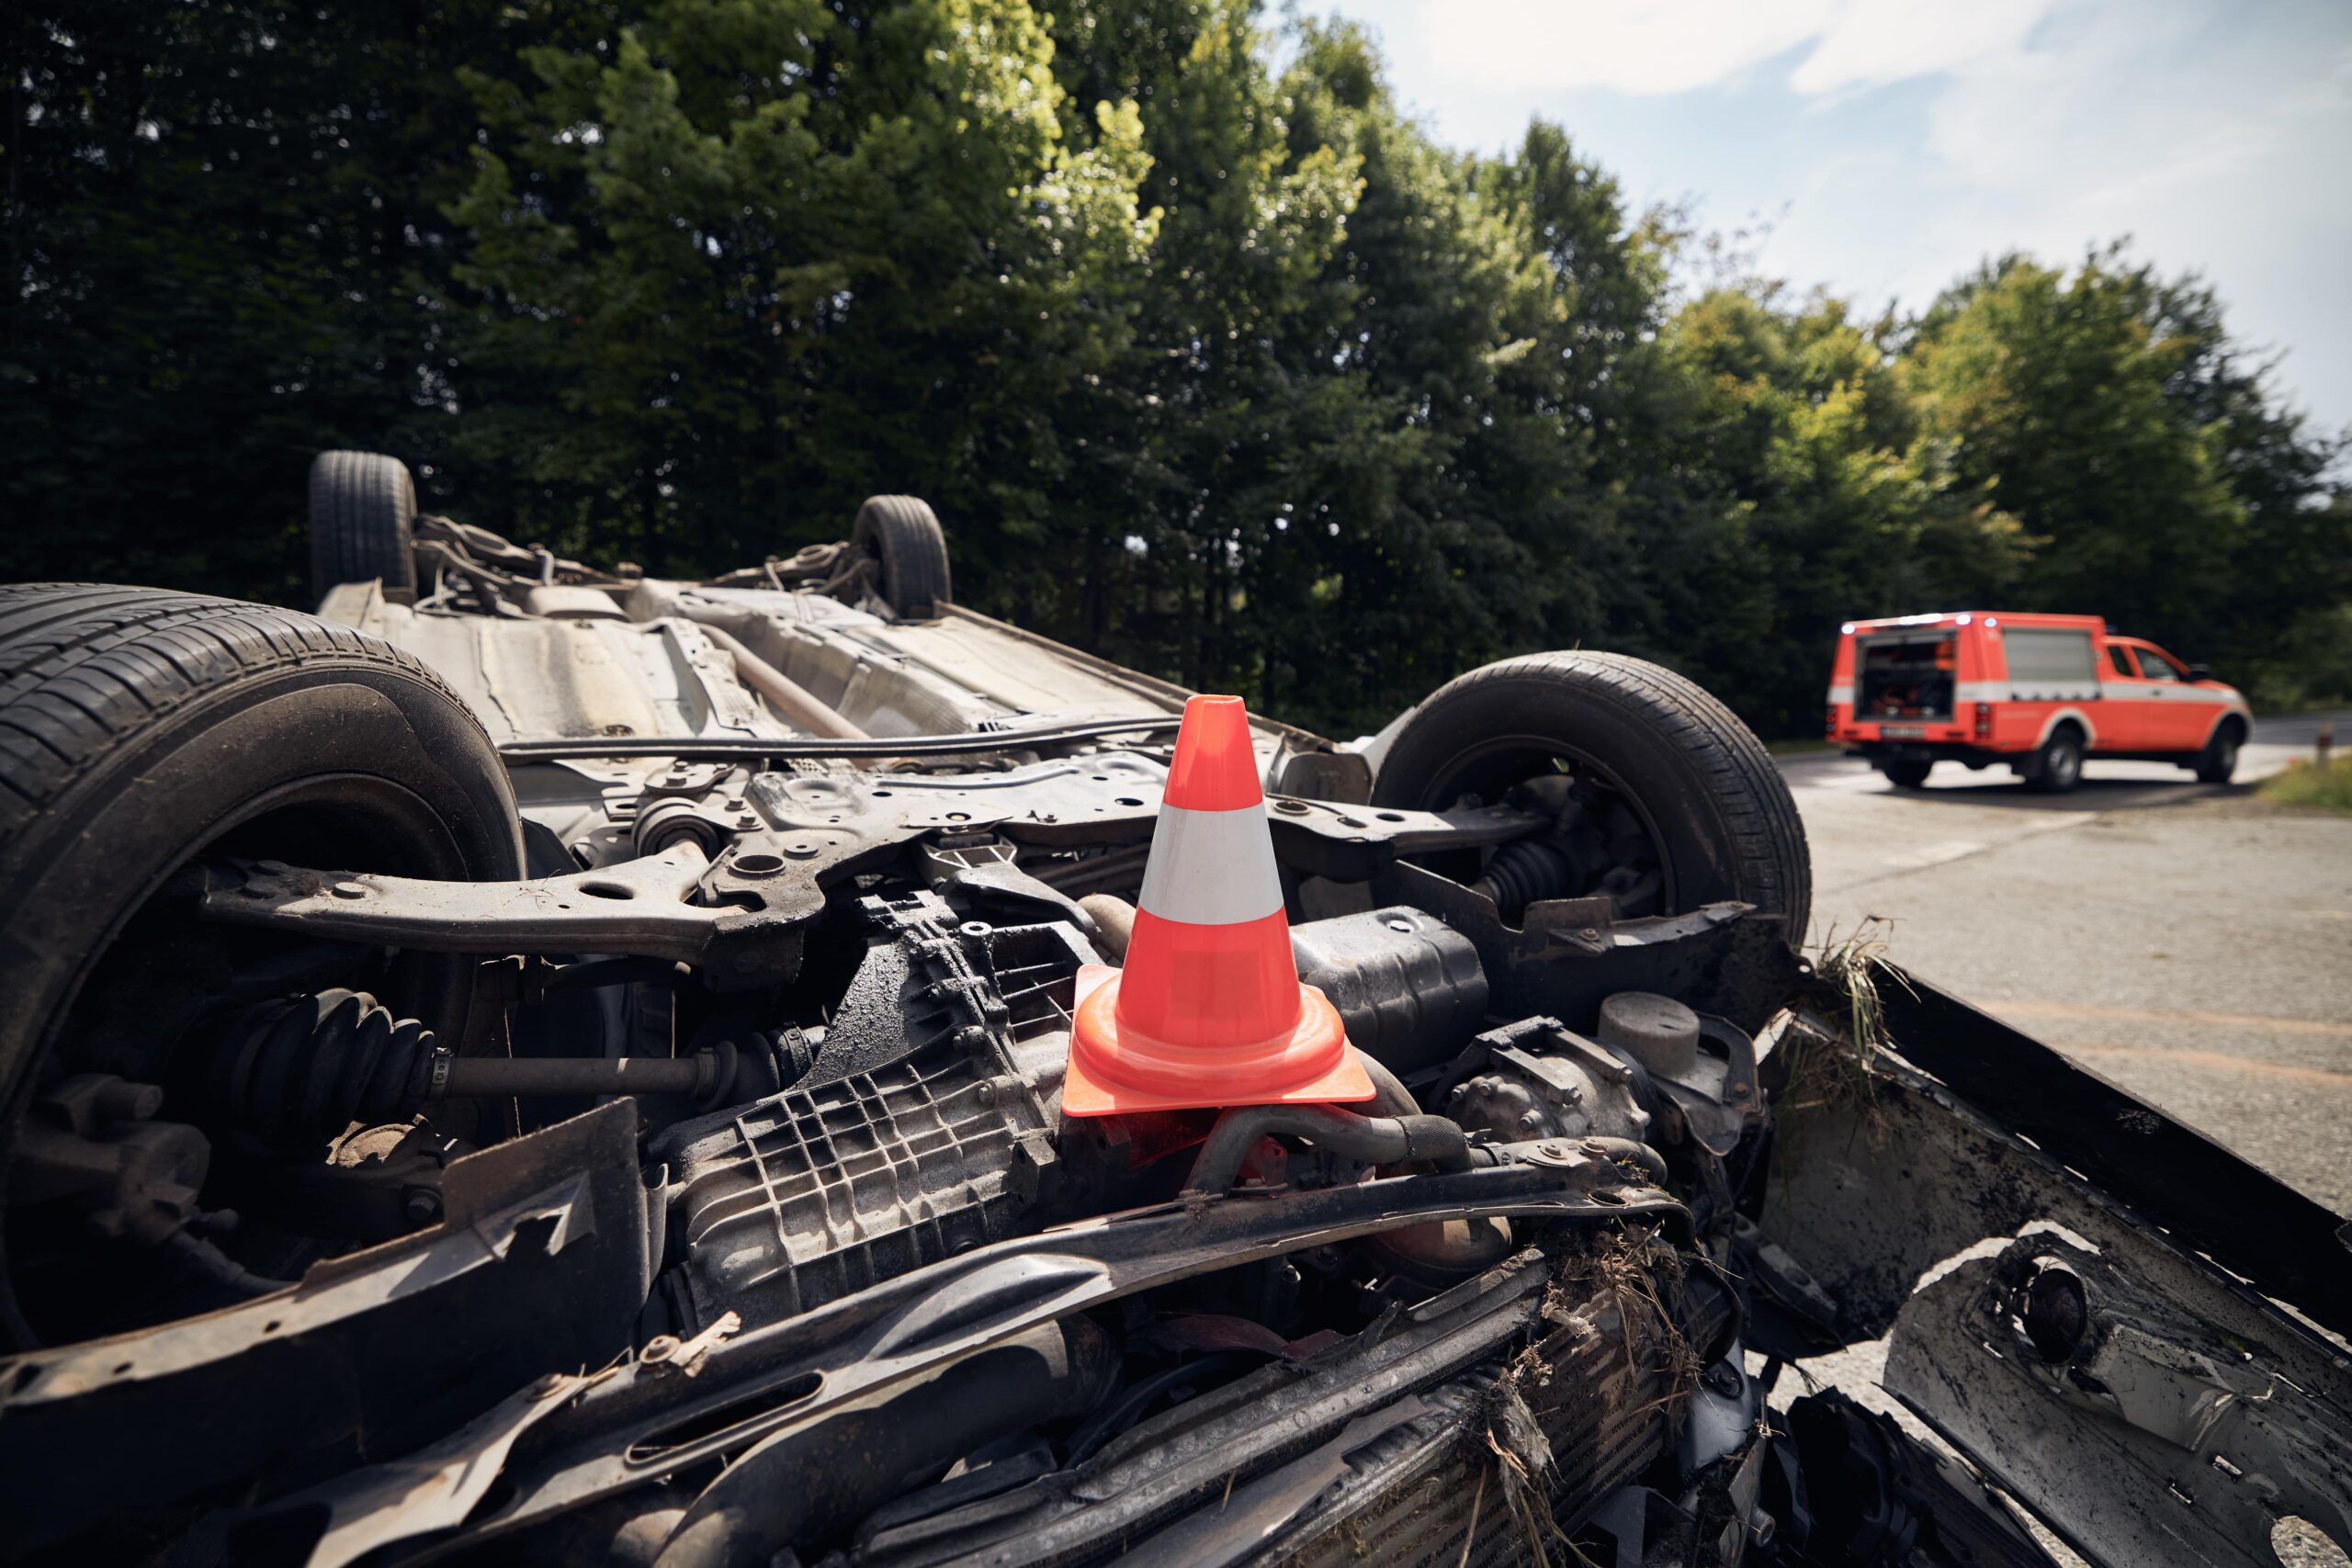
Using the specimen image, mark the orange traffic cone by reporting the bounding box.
[1061,694,1374,1117]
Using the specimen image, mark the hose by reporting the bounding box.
[1075,894,1136,960]
[1577,1134,1671,1189]
[1183,1104,1472,1196]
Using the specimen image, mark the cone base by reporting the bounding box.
[1061,964,1376,1117]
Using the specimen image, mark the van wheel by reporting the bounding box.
[1371,652,1811,934]
[1879,759,1933,789]
[2193,719,2244,784]
[2026,727,2085,794]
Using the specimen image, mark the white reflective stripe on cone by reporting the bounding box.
[1135,804,1285,926]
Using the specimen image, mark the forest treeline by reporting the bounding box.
[8,0,2349,737]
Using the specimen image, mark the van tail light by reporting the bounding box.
[1974,702,1994,739]
[1826,706,1839,739]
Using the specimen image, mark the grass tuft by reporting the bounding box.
[2259,759,2352,815]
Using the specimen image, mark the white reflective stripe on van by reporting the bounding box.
[1826,684,1853,705]
[1136,804,1285,926]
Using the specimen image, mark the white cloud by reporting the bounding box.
[1413,0,1831,95]
[1328,0,2352,429]
[1411,0,2058,97]
[1788,1,2055,95]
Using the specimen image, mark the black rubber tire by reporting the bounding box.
[1879,758,1934,789]
[2025,726,2086,794]
[2193,717,2245,784]
[0,584,523,1341]
[849,495,953,618]
[308,450,418,603]
[1371,652,1812,935]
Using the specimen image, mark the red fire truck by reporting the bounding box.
[1826,612,2250,792]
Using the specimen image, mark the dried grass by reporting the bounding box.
[1774,917,1912,1131]
[1472,1226,1706,1567]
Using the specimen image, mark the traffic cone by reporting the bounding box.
[1061,694,1374,1117]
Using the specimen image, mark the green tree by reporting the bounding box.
[2,1,611,598]
[441,0,1157,595]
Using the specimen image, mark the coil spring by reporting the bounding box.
[203,989,435,1148]
[1471,839,1574,922]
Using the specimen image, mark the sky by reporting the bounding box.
[1312,0,2352,438]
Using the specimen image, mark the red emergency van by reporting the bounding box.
[1826,613,2250,792]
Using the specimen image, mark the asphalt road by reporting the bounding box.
[1780,710,2352,1215]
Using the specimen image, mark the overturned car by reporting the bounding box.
[0,452,2346,1568]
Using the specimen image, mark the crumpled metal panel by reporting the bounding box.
[1883,1240,2352,1568]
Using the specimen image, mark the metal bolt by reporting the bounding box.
[1272,799,1310,815]
[1518,1111,1542,1131]
[1579,927,1600,941]
[975,1079,998,1107]
[1536,1143,1566,1159]
[783,840,820,860]
[401,1187,442,1226]
[332,881,368,900]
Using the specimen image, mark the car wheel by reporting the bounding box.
[1371,651,1812,935]
[0,584,522,1346]
[2193,720,2244,784]
[2026,727,2086,794]
[1879,759,1934,789]
[849,495,953,618]
[308,450,419,604]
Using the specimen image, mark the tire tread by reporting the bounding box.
[0,584,481,849]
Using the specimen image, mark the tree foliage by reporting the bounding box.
[6,0,2346,735]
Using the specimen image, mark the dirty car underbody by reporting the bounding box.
[1,493,2347,1568]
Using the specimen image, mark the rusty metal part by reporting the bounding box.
[11,1074,210,1246]
[690,621,868,741]
[0,1102,652,1557]
[196,769,1548,998]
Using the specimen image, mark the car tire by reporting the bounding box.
[1370,651,1812,935]
[2025,727,2086,794]
[850,495,953,619]
[308,450,419,604]
[2193,719,2244,784]
[0,584,522,1343]
[1879,759,1934,789]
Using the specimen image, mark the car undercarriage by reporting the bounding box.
[0,459,2346,1568]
